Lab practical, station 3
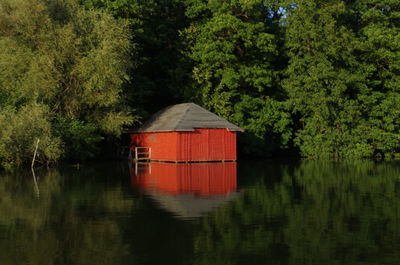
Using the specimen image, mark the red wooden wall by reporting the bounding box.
[131,132,178,161]
[176,129,236,161]
[130,129,237,162]
[131,162,237,196]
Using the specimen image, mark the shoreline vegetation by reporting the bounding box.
[1,0,400,169]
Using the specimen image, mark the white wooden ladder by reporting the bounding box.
[132,147,151,161]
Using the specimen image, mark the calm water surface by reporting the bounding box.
[1,160,400,265]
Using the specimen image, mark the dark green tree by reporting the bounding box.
[79,0,191,116]
[183,0,292,156]
[348,0,400,157]
[284,0,368,158]
[284,0,400,158]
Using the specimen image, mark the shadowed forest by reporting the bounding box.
[1,0,400,168]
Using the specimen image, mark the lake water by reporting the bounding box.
[1,160,400,265]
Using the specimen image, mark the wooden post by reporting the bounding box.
[31,139,40,169]
[31,138,40,197]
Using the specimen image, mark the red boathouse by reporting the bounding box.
[130,103,243,162]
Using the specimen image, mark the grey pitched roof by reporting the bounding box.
[145,190,238,220]
[136,103,243,132]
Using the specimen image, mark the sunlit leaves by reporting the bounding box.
[0,0,134,166]
[0,103,61,168]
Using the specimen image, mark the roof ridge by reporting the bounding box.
[173,103,192,130]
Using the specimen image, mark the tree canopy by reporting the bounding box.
[1,0,400,167]
[0,0,134,167]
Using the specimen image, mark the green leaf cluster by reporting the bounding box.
[80,0,190,115]
[181,0,400,158]
[284,0,400,158]
[3,0,400,163]
[0,104,61,169]
[0,0,135,167]
[182,0,291,156]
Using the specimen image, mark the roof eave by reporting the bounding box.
[130,128,245,133]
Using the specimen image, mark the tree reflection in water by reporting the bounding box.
[194,160,400,265]
[0,160,400,265]
[0,164,136,265]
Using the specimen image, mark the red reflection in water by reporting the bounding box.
[131,162,237,196]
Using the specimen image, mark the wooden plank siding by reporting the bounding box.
[131,132,178,161]
[176,129,236,162]
[130,128,237,162]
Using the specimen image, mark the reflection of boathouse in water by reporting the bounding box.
[130,103,244,162]
[131,162,238,219]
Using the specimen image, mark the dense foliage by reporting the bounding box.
[1,0,400,167]
[183,0,292,155]
[284,0,400,158]
[0,0,134,167]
